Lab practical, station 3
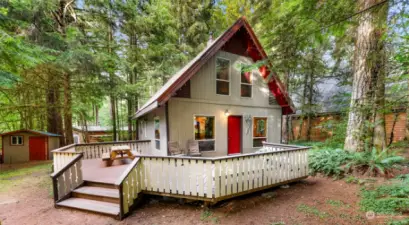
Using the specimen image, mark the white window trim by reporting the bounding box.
[252,116,268,148]
[193,114,216,152]
[154,117,160,150]
[73,134,80,144]
[11,135,23,146]
[215,57,231,96]
[240,63,253,98]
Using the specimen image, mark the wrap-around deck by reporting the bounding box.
[50,140,309,220]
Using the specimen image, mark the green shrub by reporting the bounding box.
[289,140,325,149]
[309,148,352,178]
[388,218,409,225]
[360,177,409,215]
[319,117,347,149]
[361,188,409,214]
[345,148,405,176]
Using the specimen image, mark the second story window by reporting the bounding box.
[241,64,252,97]
[216,58,230,95]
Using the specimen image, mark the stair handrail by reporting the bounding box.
[115,157,141,220]
[50,153,84,203]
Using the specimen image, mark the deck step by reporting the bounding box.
[57,198,120,216]
[83,180,117,189]
[72,186,120,203]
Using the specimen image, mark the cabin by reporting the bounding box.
[134,17,294,157]
[73,126,113,144]
[1,129,60,164]
[50,17,309,220]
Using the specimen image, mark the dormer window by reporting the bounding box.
[216,58,230,95]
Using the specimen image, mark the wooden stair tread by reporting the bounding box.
[73,186,119,199]
[84,180,117,189]
[57,198,120,216]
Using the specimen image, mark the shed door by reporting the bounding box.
[29,137,46,161]
[228,116,242,155]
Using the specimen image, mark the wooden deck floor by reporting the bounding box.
[82,158,132,184]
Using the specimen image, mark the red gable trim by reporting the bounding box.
[155,16,294,115]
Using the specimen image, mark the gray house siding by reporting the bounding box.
[140,50,282,156]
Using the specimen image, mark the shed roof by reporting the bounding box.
[72,125,129,132]
[134,16,295,118]
[0,129,61,137]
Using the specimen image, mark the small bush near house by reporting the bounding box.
[309,145,405,178]
[309,148,352,178]
[345,148,405,177]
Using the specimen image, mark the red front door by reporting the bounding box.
[228,116,242,154]
[29,137,46,161]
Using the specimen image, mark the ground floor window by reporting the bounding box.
[253,117,267,147]
[194,116,215,151]
[11,135,23,145]
[154,117,160,150]
[73,134,80,144]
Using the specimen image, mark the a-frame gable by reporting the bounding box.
[135,16,295,118]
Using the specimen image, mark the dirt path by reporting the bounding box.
[0,168,376,225]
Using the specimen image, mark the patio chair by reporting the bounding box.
[187,139,202,156]
[168,141,185,156]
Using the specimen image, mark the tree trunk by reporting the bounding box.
[110,96,117,141]
[281,71,290,144]
[388,112,399,146]
[371,0,388,152]
[127,72,134,140]
[63,73,74,145]
[47,73,64,146]
[95,104,99,126]
[344,0,388,152]
[406,79,409,141]
[306,72,314,141]
[116,98,121,141]
[372,54,386,151]
[298,71,309,140]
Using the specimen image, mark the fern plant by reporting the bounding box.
[309,148,352,178]
[345,148,405,177]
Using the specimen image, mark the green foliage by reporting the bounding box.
[200,209,219,223]
[345,148,405,176]
[309,143,405,178]
[326,199,349,208]
[319,117,348,149]
[360,177,409,215]
[296,204,329,219]
[388,219,409,225]
[309,148,351,178]
[0,163,52,192]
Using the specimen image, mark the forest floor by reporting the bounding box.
[0,162,406,225]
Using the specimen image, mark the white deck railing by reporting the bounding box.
[74,140,151,160]
[51,141,309,219]
[115,143,309,218]
[50,153,83,203]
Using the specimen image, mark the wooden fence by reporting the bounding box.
[289,112,407,143]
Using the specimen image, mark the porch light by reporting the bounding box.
[224,109,230,117]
